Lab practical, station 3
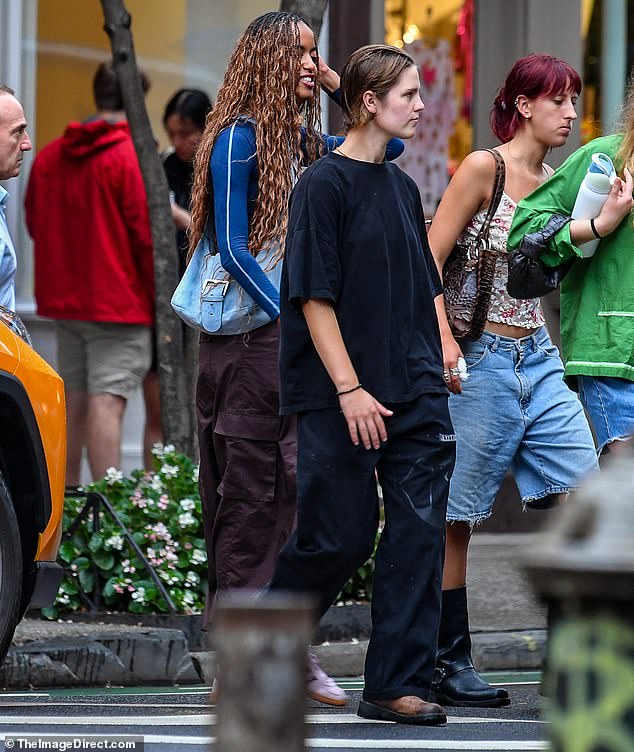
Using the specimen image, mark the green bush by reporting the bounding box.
[43,445,207,618]
[43,444,376,618]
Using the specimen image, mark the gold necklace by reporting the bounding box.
[334,147,348,158]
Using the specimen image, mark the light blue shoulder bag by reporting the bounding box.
[172,116,285,335]
[170,219,282,336]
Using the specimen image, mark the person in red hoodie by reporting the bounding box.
[25,62,154,485]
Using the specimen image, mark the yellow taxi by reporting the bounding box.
[0,306,65,662]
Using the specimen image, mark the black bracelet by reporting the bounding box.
[336,383,362,396]
[590,217,602,239]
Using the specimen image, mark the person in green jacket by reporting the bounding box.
[508,88,634,455]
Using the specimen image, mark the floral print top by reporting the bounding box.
[456,192,545,329]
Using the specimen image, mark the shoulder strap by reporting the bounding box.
[202,191,219,255]
[464,149,506,340]
[472,148,506,247]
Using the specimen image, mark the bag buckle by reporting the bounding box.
[202,278,230,297]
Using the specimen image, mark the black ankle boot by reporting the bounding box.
[431,586,510,707]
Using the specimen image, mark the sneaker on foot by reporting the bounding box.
[307,652,349,706]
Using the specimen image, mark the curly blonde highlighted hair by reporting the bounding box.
[189,12,322,262]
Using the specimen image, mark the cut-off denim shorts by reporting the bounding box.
[447,326,598,526]
[577,375,634,454]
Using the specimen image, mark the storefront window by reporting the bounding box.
[385,0,471,213]
[582,0,632,143]
[582,0,601,143]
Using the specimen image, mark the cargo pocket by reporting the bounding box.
[215,412,282,502]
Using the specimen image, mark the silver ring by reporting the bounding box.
[449,367,460,376]
[442,372,451,382]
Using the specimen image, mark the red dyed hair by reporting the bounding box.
[490,53,582,143]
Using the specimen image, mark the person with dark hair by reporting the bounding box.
[139,88,214,468]
[0,85,32,311]
[188,12,403,708]
[25,61,154,485]
[164,88,211,132]
[93,60,150,112]
[267,43,454,726]
[426,54,598,708]
[508,76,634,458]
[162,88,213,272]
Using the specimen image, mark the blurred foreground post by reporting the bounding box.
[523,448,634,751]
[215,592,317,752]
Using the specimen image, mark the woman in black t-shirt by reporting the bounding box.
[269,44,455,726]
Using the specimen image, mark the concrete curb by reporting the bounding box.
[471,629,546,672]
[191,630,547,684]
[1,617,546,689]
[0,621,200,689]
[316,630,547,677]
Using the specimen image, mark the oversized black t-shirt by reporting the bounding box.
[279,150,445,415]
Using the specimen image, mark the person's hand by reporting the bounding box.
[441,332,464,395]
[318,57,340,93]
[594,167,634,237]
[171,202,191,231]
[338,388,393,449]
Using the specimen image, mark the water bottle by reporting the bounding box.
[571,152,615,258]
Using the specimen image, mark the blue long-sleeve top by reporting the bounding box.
[209,101,405,321]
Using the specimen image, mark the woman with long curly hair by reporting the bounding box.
[189,11,402,707]
[427,54,598,708]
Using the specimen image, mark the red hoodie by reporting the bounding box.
[25,119,154,325]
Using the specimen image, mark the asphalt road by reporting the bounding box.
[0,673,548,752]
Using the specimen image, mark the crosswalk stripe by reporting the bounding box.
[305,741,549,750]
[0,693,49,697]
[1,716,209,726]
[0,712,546,726]
[0,702,212,711]
[0,733,550,750]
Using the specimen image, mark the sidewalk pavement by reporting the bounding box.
[0,533,547,689]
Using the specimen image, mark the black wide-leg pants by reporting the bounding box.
[269,390,455,701]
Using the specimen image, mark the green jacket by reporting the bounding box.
[508,134,634,384]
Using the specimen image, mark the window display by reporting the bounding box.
[385,0,472,212]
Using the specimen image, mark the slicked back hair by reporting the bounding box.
[340,44,415,130]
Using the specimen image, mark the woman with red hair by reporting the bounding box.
[427,54,598,707]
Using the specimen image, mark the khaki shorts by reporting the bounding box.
[56,320,152,400]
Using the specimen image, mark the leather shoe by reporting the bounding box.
[357,696,446,726]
